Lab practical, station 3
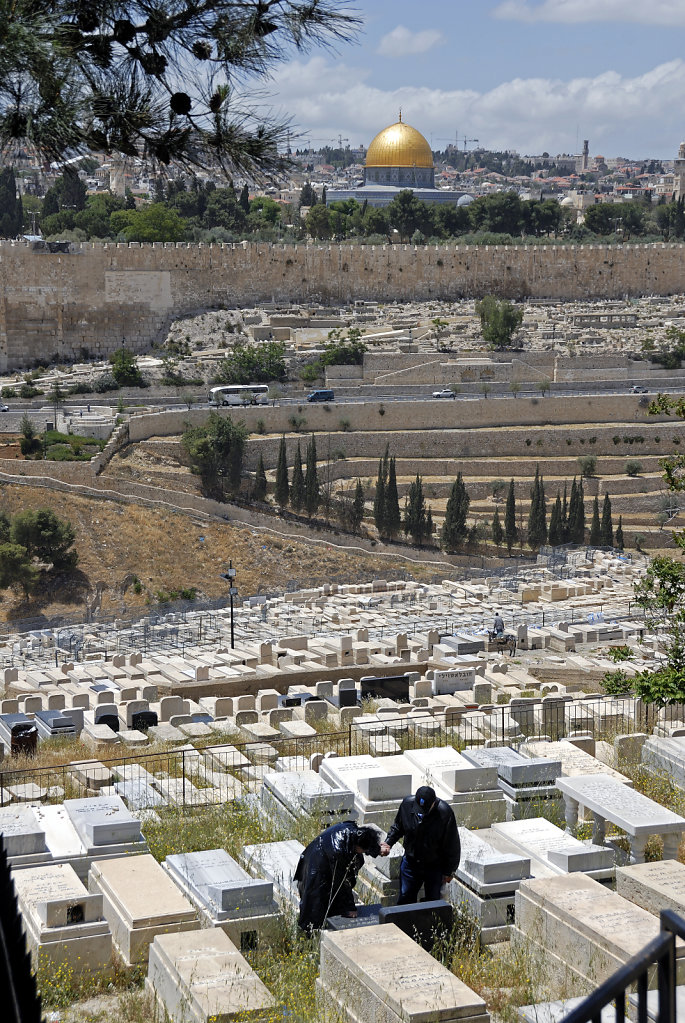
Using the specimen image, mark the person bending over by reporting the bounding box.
[295,820,382,932]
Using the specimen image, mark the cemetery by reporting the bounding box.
[3,555,685,1023]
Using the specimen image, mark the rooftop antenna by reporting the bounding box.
[398,108,402,123]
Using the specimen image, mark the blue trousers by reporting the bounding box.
[398,856,444,905]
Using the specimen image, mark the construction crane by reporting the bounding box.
[436,132,480,152]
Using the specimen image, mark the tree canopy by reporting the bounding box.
[0,1,359,171]
[475,296,524,350]
[182,411,248,499]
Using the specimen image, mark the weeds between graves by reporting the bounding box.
[35,947,146,1012]
[432,906,541,1023]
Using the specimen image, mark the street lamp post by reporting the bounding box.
[220,561,237,649]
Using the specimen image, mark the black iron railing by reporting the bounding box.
[0,840,41,1023]
[562,909,685,1023]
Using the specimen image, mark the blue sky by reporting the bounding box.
[266,0,685,160]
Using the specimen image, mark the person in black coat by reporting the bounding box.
[380,785,460,904]
[294,820,382,932]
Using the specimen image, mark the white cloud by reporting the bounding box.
[376,25,444,57]
[265,56,685,158]
[493,0,685,26]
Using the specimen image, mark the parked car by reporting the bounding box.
[630,385,648,393]
[432,389,456,399]
[0,404,9,412]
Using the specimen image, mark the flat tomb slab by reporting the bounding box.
[64,795,144,851]
[491,818,613,874]
[514,874,685,990]
[165,848,274,919]
[556,774,685,835]
[148,928,277,1023]
[524,741,632,785]
[319,922,489,1023]
[0,805,47,857]
[89,853,197,965]
[617,860,685,917]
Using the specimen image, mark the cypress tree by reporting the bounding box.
[492,507,503,547]
[304,434,320,517]
[615,515,624,550]
[373,455,386,536]
[505,478,518,554]
[549,492,562,546]
[404,474,428,545]
[568,477,586,544]
[600,493,614,547]
[577,478,586,541]
[560,483,569,542]
[254,453,267,501]
[239,182,250,213]
[527,465,547,549]
[351,478,365,534]
[441,472,470,552]
[274,436,289,507]
[384,456,401,538]
[290,441,305,511]
[590,495,601,545]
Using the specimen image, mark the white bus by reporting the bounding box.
[208,384,270,406]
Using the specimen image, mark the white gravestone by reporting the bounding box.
[88,853,198,965]
[318,923,489,1023]
[165,848,280,947]
[147,928,276,1023]
[556,774,685,863]
[492,818,614,882]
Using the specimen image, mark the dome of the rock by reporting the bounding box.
[365,117,434,169]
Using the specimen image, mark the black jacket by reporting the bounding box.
[386,795,461,876]
[294,821,364,931]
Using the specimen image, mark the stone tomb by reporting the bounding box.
[462,746,562,819]
[165,848,280,948]
[0,804,51,867]
[512,873,685,991]
[64,795,147,857]
[318,922,489,1023]
[242,839,304,910]
[403,746,507,828]
[147,928,276,1023]
[357,842,404,906]
[260,769,355,827]
[617,859,685,918]
[88,853,198,965]
[556,774,685,863]
[319,755,412,828]
[12,861,112,976]
[491,818,614,883]
[451,827,531,944]
[642,735,685,789]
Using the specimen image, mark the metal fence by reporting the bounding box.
[0,698,656,811]
[562,908,684,1023]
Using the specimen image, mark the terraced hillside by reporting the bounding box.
[104,394,684,551]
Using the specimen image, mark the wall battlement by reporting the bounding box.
[1,240,684,371]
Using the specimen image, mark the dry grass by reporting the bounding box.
[0,483,439,624]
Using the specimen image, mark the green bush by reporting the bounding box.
[93,373,117,393]
[601,669,634,696]
[1,387,16,398]
[19,382,43,398]
[626,460,642,476]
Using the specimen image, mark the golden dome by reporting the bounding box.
[366,116,433,169]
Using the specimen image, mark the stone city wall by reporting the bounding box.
[2,240,685,370]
